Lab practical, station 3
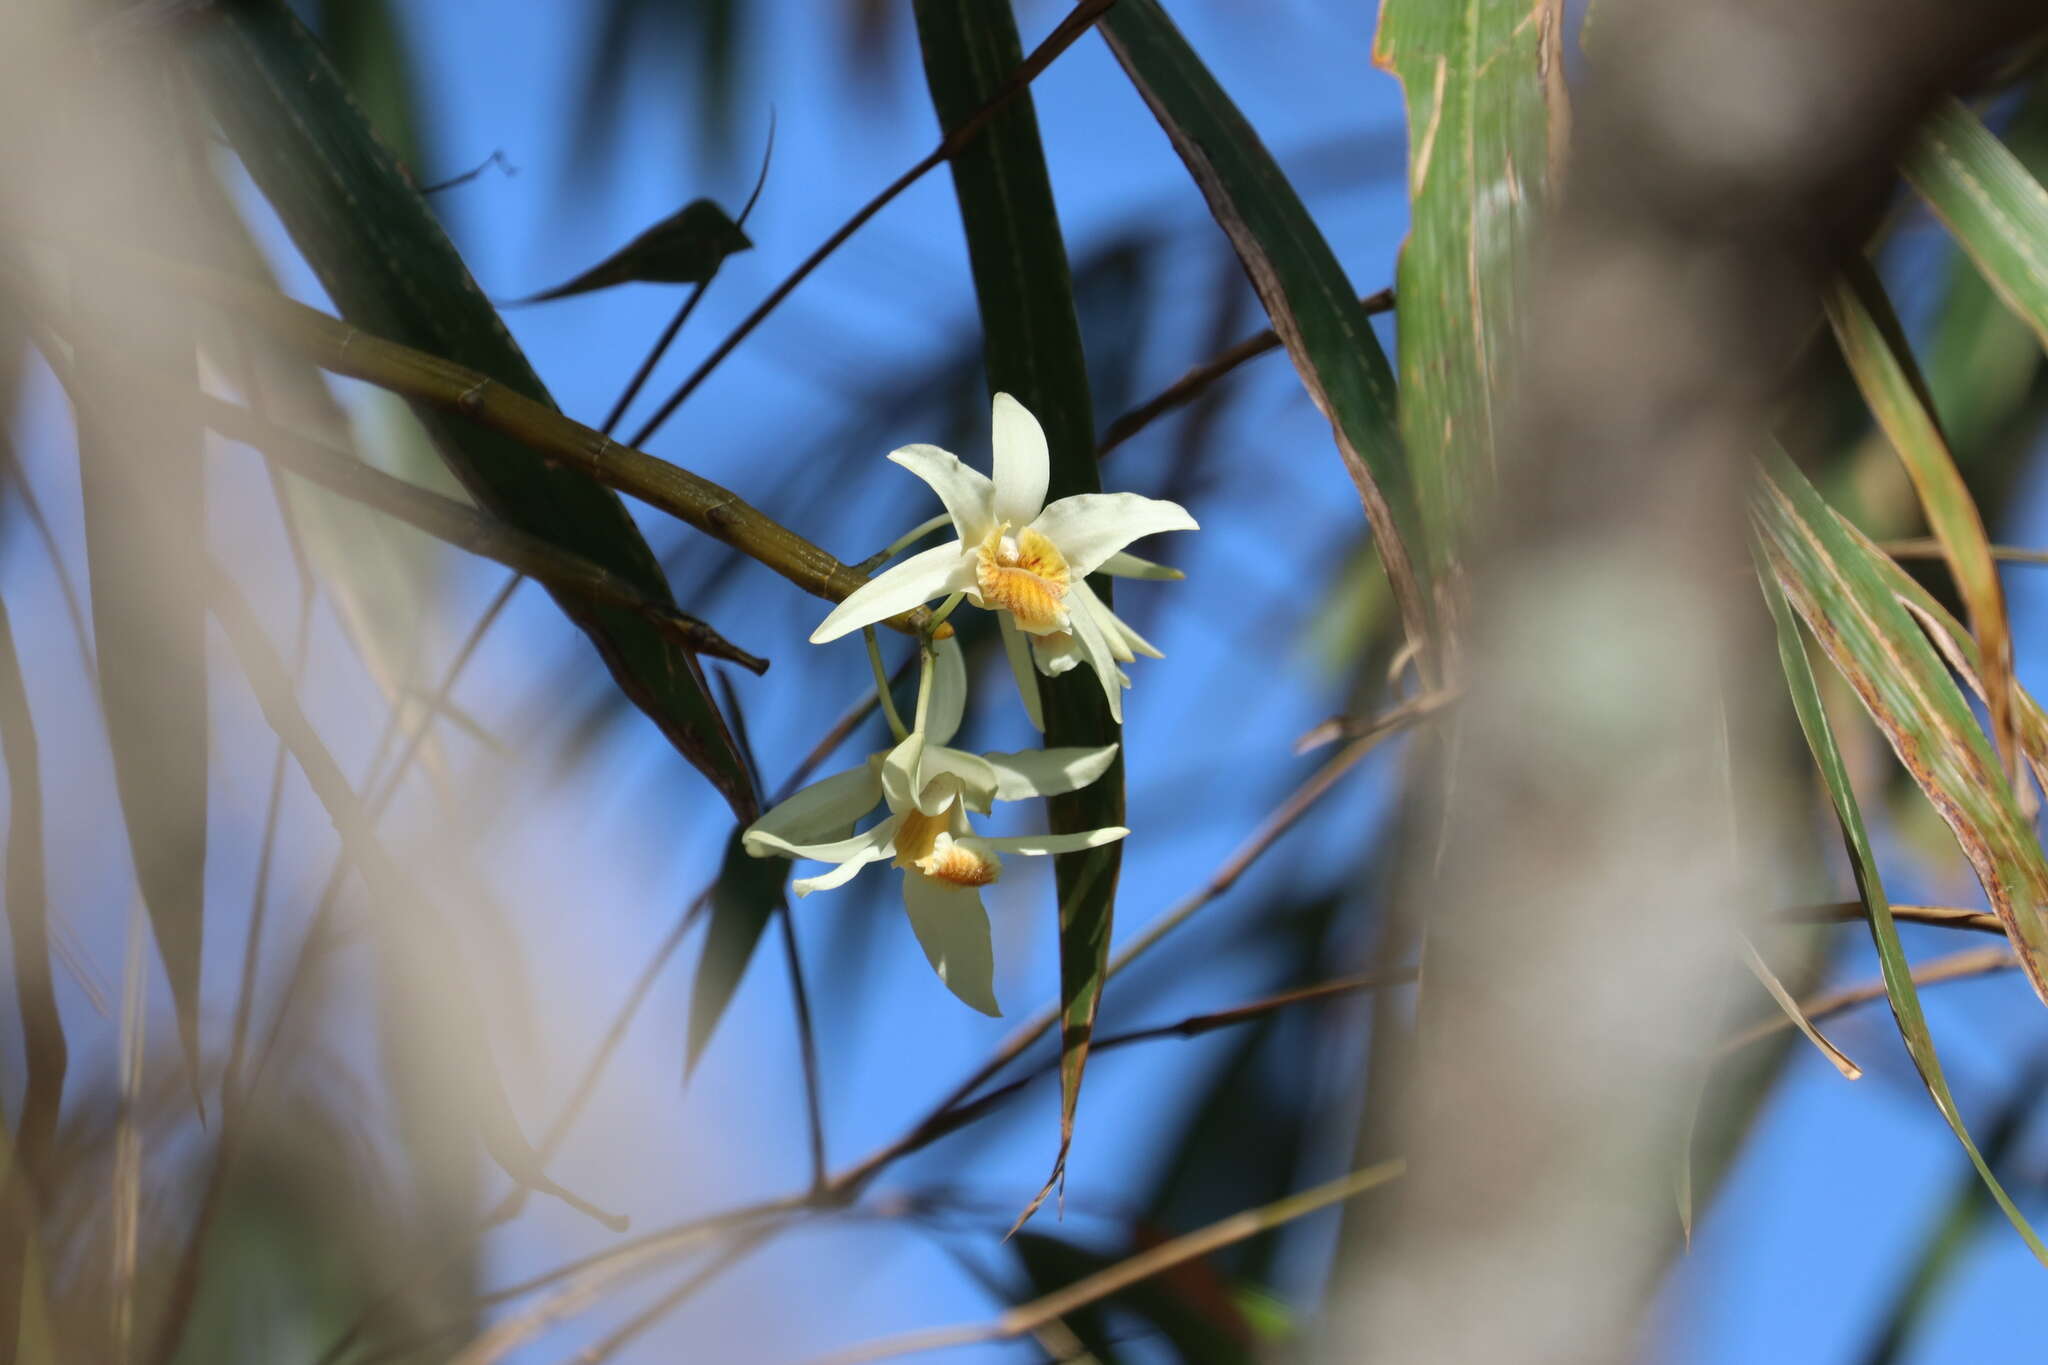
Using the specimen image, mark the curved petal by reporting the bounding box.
[1100,549,1185,581]
[881,731,926,814]
[901,874,1000,1016]
[1073,579,1162,660]
[1066,586,1128,722]
[742,765,882,850]
[888,443,996,543]
[745,816,898,869]
[926,636,968,747]
[1028,631,1084,677]
[962,825,1129,857]
[1027,492,1199,579]
[923,744,1000,814]
[999,615,1046,732]
[990,392,1050,529]
[984,744,1119,802]
[791,828,897,896]
[810,542,975,644]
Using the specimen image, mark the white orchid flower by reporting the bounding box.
[809,393,1197,727]
[740,639,1126,1016]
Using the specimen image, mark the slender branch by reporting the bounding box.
[799,1161,1406,1365]
[1097,286,1394,458]
[561,1224,782,1365]
[600,113,774,437]
[196,391,767,671]
[1779,901,2006,936]
[779,907,831,1192]
[1886,538,2048,566]
[1715,945,2018,1059]
[624,0,1119,448]
[419,149,516,195]
[18,248,932,637]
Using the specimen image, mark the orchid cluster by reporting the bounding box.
[743,394,1197,1014]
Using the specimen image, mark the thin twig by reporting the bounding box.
[624,0,1118,449]
[419,149,517,195]
[1716,945,2018,1058]
[1886,538,2048,566]
[600,113,774,437]
[110,899,148,1362]
[799,1162,1405,1365]
[1097,286,1394,457]
[563,1223,783,1365]
[1779,901,2006,935]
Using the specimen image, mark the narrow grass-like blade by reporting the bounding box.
[1099,0,1432,661]
[1755,553,2047,1263]
[912,0,1122,1221]
[1011,1232,1255,1364]
[1755,459,2048,1008]
[1372,0,1565,558]
[187,0,758,817]
[1905,97,2048,359]
[1826,258,2018,772]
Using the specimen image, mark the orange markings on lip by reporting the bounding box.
[976,525,1069,632]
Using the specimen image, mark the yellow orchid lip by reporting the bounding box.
[975,524,1069,633]
[893,808,1001,887]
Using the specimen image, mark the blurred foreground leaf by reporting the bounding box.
[913,0,1123,1221]
[1754,464,2048,1263]
[512,199,751,303]
[1100,0,1431,660]
[188,0,758,817]
[1373,0,1564,559]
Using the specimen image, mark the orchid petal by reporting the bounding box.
[998,615,1046,732]
[810,542,975,644]
[1100,549,1185,581]
[881,730,926,814]
[990,392,1050,529]
[1065,586,1128,722]
[960,826,1129,857]
[901,874,1000,1016]
[984,744,1119,801]
[927,635,968,747]
[741,765,882,852]
[1070,581,1132,663]
[1027,492,1198,578]
[746,816,897,869]
[791,826,898,896]
[1028,630,1084,677]
[922,744,1001,814]
[888,443,996,543]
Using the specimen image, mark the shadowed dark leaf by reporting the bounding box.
[511,199,753,304]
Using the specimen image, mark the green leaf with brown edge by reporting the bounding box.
[1372,0,1565,563]
[1099,0,1432,668]
[1753,531,2048,1265]
[1754,455,2048,1009]
[510,199,752,303]
[1825,257,2020,774]
[685,830,790,1078]
[185,0,759,819]
[911,0,1122,1224]
[1921,78,2048,464]
[1905,96,2048,362]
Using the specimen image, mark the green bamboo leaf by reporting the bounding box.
[1754,459,2048,1010]
[1825,258,2019,771]
[912,0,1122,1220]
[685,830,789,1078]
[510,200,752,303]
[1372,0,1565,559]
[1905,96,2048,360]
[186,0,759,818]
[1099,0,1432,660]
[1753,539,2048,1264]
